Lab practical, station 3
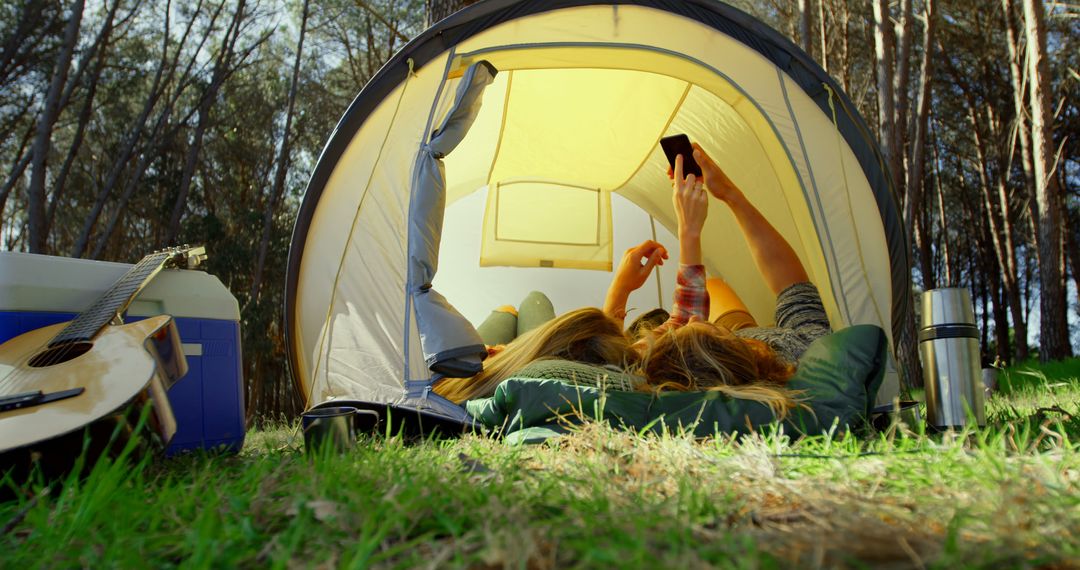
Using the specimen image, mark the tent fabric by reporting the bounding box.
[409,61,497,377]
[464,324,888,444]
[285,0,908,413]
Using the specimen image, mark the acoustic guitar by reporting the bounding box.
[0,246,206,479]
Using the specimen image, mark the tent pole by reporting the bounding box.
[650,215,663,309]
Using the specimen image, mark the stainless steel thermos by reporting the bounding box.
[919,288,986,428]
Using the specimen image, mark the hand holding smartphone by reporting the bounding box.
[659,134,702,178]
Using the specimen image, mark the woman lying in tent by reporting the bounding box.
[432,143,831,417]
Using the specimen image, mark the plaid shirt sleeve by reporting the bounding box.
[662,264,709,329]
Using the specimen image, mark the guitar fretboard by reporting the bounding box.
[49,252,172,347]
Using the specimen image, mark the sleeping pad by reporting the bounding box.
[464,324,887,444]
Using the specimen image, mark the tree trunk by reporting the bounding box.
[872,0,922,391]
[70,0,184,258]
[164,0,249,247]
[1002,0,1038,220]
[26,0,84,253]
[905,0,936,289]
[90,131,162,259]
[978,266,990,360]
[960,87,1029,361]
[894,0,914,165]
[798,0,813,57]
[838,0,851,93]
[1067,203,1080,330]
[929,119,951,287]
[991,268,1010,365]
[1022,0,1071,361]
[0,2,52,87]
[249,0,310,306]
[425,0,477,27]
[46,4,119,236]
[872,0,903,200]
[960,175,1003,361]
[817,0,828,73]
[0,123,36,227]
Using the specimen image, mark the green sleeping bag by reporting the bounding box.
[465,324,887,444]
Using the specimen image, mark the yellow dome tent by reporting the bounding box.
[286,0,908,420]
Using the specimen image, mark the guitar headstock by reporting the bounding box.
[159,245,208,270]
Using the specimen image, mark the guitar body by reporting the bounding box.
[0,315,185,467]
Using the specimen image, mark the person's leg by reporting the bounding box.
[707,277,759,331]
[476,305,518,346]
[516,291,556,337]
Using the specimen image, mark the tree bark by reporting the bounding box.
[1022,0,1071,361]
[838,0,851,93]
[1002,0,1038,223]
[991,268,1010,365]
[164,0,252,247]
[872,0,903,199]
[0,122,36,228]
[904,0,936,289]
[425,0,477,27]
[817,0,828,73]
[249,0,310,306]
[872,0,923,391]
[1067,203,1080,330]
[0,2,56,88]
[73,0,222,258]
[798,0,813,57]
[894,0,915,165]
[929,118,951,287]
[941,42,1032,362]
[70,1,188,257]
[46,0,123,237]
[90,124,164,259]
[26,0,84,253]
[968,106,1029,361]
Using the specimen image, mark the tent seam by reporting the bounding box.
[824,85,890,339]
[776,68,853,326]
[485,70,514,186]
[611,81,692,193]
[309,68,417,406]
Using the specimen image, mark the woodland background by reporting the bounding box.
[0,0,1077,422]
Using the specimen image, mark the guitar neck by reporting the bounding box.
[49,252,172,347]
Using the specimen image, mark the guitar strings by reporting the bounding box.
[0,252,174,394]
[36,254,165,370]
[0,254,162,391]
[33,257,158,370]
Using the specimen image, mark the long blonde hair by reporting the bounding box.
[635,324,799,418]
[434,307,638,403]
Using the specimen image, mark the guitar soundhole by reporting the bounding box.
[28,342,94,368]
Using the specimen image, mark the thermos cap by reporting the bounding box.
[920,288,975,329]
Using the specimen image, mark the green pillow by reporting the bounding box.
[465,325,887,443]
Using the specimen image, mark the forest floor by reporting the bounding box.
[2,359,1079,569]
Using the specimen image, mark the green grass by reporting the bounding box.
[3,370,1079,568]
[998,357,1080,394]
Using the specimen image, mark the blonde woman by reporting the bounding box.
[438,144,825,415]
[613,143,832,417]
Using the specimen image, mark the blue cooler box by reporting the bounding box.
[0,252,245,454]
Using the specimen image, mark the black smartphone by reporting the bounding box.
[659,134,702,178]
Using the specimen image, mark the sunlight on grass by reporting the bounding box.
[2,374,1079,568]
